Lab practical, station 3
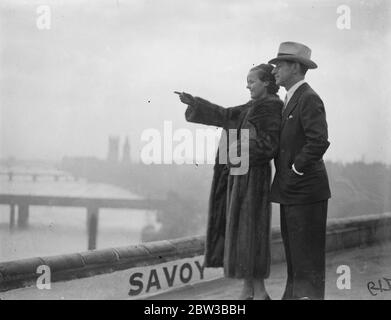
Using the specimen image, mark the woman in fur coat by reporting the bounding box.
[176,63,282,299]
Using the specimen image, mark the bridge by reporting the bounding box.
[0,194,167,250]
[1,170,167,251]
[0,212,390,300]
[0,170,78,182]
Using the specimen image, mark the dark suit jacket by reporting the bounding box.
[270,83,331,205]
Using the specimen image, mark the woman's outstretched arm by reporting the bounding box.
[176,92,245,128]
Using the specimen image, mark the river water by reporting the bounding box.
[0,166,159,262]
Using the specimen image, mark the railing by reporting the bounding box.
[1,212,391,295]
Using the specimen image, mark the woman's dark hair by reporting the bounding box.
[250,63,279,95]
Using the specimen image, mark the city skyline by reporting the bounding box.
[0,0,390,164]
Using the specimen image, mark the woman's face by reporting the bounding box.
[246,70,268,100]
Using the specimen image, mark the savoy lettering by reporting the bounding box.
[129,260,205,296]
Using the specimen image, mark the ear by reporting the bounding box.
[293,62,301,74]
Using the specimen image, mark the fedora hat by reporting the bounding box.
[268,41,317,69]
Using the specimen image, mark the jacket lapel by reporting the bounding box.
[281,82,309,129]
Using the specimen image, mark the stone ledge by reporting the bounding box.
[1,212,391,292]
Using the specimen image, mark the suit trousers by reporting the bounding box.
[280,201,328,300]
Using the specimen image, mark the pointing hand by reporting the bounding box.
[174,91,195,105]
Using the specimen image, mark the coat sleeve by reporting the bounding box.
[293,93,330,172]
[245,103,282,165]
[185,97,245,128]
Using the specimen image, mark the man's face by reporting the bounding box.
[272,61,294,87]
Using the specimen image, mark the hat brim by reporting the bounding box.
[268,56,318,69]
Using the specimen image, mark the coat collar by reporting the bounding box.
[250,95,282,110]
[247,95,282,121]
[281,82,310,127]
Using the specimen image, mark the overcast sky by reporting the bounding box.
[0,0,390,163]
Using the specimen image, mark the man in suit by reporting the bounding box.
[268,42,331,300]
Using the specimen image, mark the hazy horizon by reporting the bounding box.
[1,0,390,164]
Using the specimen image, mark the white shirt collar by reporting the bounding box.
[286,79,306,105]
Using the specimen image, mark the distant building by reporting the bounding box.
[107,136,120,163]
[122,136,131,164]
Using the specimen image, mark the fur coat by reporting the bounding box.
[185,95,282,278]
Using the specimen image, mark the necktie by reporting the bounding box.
[283,94,288,113]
